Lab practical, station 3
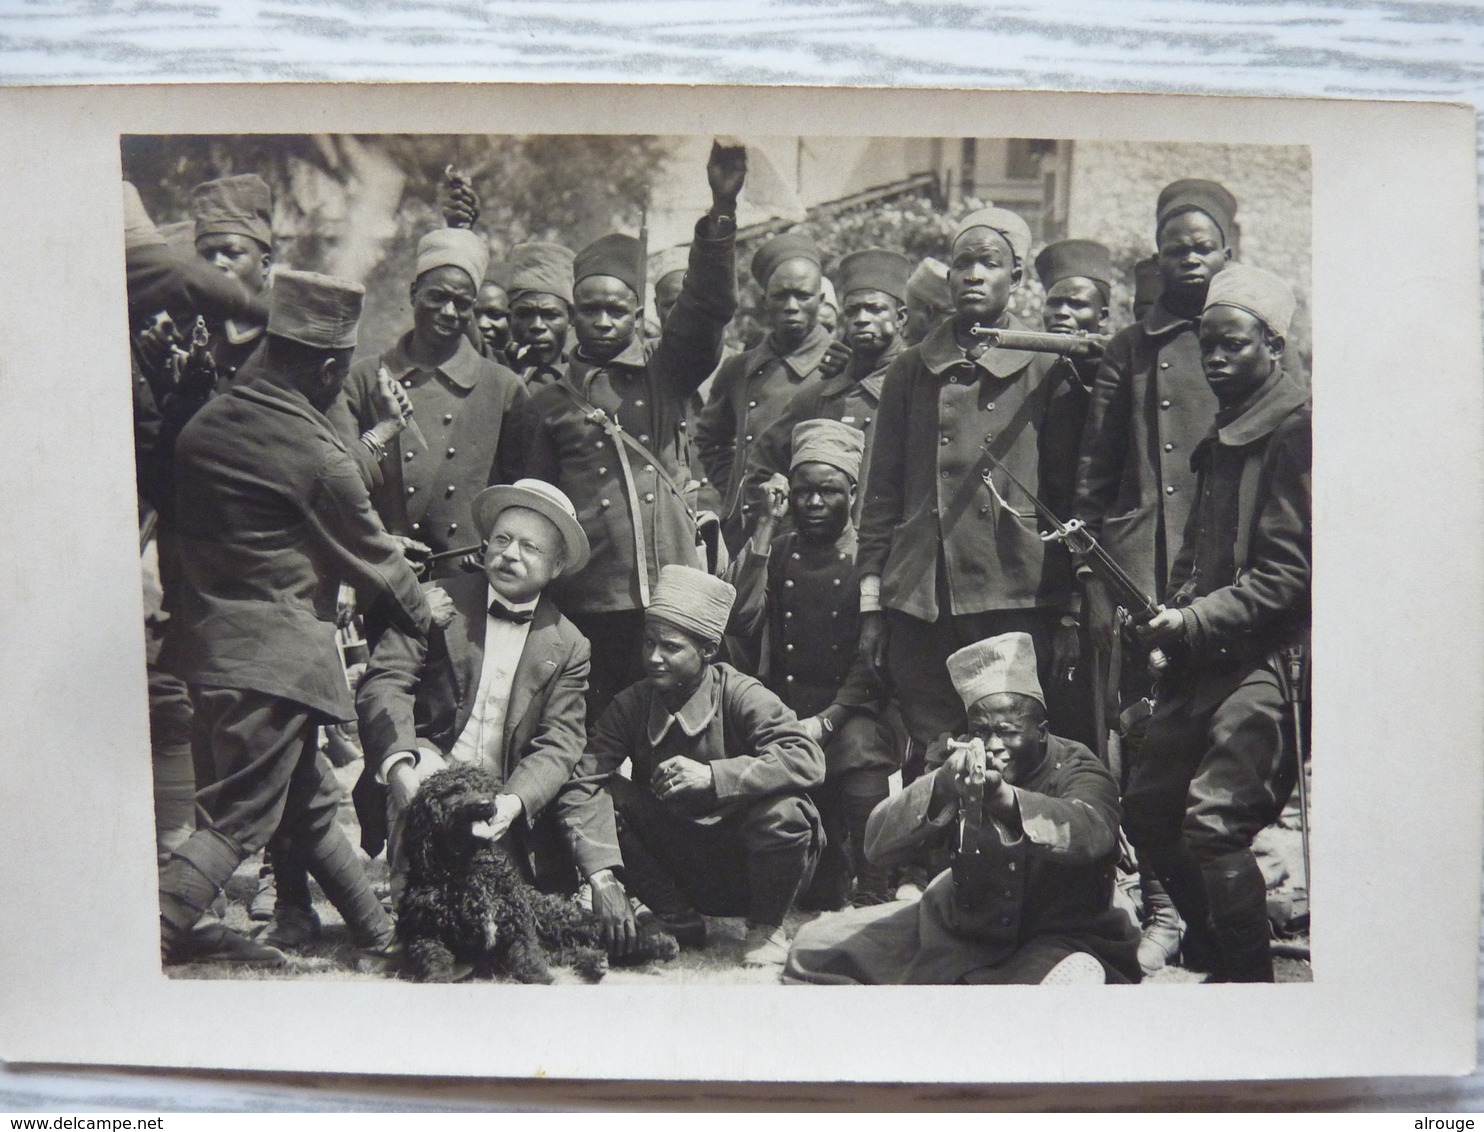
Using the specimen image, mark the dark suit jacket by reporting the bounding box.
[356,574,617,888]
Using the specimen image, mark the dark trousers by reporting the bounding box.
[1122,658,1295,982]
[608,775,822,928]
[568,609,646,726]
[158,685,389,946]
[802,710,900,905]
[887,607,1056,746]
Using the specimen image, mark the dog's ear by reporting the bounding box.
[404,786,441,879]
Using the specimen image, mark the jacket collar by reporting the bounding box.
[918,312,1037,380]
[383,331,485,391]
[647,665,721,746]
[232,380,345,452]
[839,334,903,394]
[1212,368,1310,448]
[569,334,651,390]
[1143,295,1196,339]
[750,324,834,380]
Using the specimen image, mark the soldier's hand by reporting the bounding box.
[1136,606,1184,647]
[653,756,715,803]
[707,139,747,211]
[589,869,637,957]
[394,535,432,561]
[761,473,790,522]
[858,610,889,683]
[425,585,456,629]
[818,340,853,381]
[439,165,480,229]
[373,365,411,434]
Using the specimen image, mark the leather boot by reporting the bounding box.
[1201,848,1275,983]
[300,822,393,948]
[1137,866,1184,976]
[1141,840,1221,975]
[843,780,891,905]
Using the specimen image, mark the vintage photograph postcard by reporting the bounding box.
[0,82,1479,1084]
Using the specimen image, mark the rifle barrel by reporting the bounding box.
[970,327,1108,359]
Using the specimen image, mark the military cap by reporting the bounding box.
[483,259,512,289]
[508,242,576,306]
[951,207,1033,266]
[191,174,274,250]
[1202,263,1295,338]
[1034,239,1113,296]
[267,269,364,351]
[838,248,912,304]
[122,182,165,251]
[947,631,1044,710]
[650,244,690,286]
[906,257,951,309]
[472,478,590,573]
[645,565,737,645]
[574,233,644,299]
[751,231,822,289]
[414,227,490,290]
[819,275,838,314]
[1156,179,1238,245]
[791,418,864,483]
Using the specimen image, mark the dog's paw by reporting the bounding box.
[573,947,610,983]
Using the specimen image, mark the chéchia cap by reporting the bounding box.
[946,631,1045,709]
[837,248,912,304]
[951,207,1033,267]
[415,227,490,290]
[122,182,165,252]
[1034,238,1113,294]
[267,269,364,351]
[191,174,274,250]
[574,233,644,298]
[1202,263,1296,339]
[751,231,822,289]
[508,242,576,306]
[906,257,951,309]
[1155,178,1238,245]
[791,418,864,482]
[645,565,737,645]
[472,478,590,573]
[650,244,691,288]
[819,276,838,313]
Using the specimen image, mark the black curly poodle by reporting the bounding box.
[397,763,679,983]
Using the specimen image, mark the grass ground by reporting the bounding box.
[164,760,1311,986]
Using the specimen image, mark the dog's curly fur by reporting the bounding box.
[397,763,679,983]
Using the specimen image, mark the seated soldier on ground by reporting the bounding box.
[784,632,1142,985]
[561,565,827,968]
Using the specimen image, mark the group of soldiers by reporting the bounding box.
[128,138,1310,984]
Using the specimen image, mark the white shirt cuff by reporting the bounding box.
[376,749,419,785]
[859,574,882,613]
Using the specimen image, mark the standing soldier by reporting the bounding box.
[902,256,952,347]
[695,231,835,552]
[526,141,746,719]
[473,264,513,360]
[157,270,431,966]
[342,227,531,577]
[744,248,912,522]
[1126,265,1309,983]
[506,242,577,390]
[856,207,1081,767]
[189,174,274,383]
[728,421,898,908]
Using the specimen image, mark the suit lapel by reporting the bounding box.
[436,575,487,739]
[502,597,561,754]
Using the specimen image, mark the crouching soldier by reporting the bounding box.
[1125,265,1310,983]
[784,632,1141,985]
[728,419,899,908]
[563,565,826,967]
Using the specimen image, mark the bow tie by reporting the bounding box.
[488,600,535,625]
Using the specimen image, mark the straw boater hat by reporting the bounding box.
[946,632,1045,710]
[645,565,736,645]
[266,269,364,351]
[1202,263,1296,338]
[472,479,590,573]
[414,228,490,289]
[191,174,274,250]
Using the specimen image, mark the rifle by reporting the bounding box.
[981,450,1169,673]
[945,737,989,856]
[969,325,1109,360]
[424,542,484,566]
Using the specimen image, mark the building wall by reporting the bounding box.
[1065,141,1312,357]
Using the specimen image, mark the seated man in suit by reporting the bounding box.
[355,479,639,953]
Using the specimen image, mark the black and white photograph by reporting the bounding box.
[1,82,1479,1085]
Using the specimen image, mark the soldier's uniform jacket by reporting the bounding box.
[695,323,834,527]
[1072,296,1220,600]
[526,219,737,614]
[343,333,531,561]
[563,663,826,860]
[1167,368,1311,668]
[727,526,879,721]
[857,314,1080,622]
[205,318,265,386]
[743,336,904,522]
[162,378,431,721]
